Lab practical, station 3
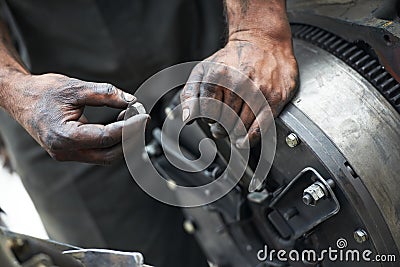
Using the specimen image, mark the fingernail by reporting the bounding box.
[182,108,190,122]
[117,110,126,121]
[210,123,226,139]
[236,135,250,149]
[123,92,136,102]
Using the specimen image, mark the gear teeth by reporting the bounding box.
[348,51,364,64]
[354,54,370,67]
[306,28,321,39]
[380,77,395,90]
[335,43,350,54]
[317,32,332,44]
[367,66,384,79]
[298,26,315,38]
[386,84,400,98]
[310,30,325,42]
[374,72,390,84]
[323,36,338,47]
[392,93,400,105]
[330,39,344,50]
[361,60,378,73]
[292,23,400,114]
[342,46,358,57]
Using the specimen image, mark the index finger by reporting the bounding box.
[64,114,150,150]
[180,64,205,122]
[76,82,136,109]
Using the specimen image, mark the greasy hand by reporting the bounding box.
[181,38,298,148]
[5,73,147,164]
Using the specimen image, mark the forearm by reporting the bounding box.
[224,0,292,47]
[0,19,29,114]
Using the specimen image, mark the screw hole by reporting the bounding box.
[383,34,392,45]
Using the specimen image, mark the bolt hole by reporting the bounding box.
[383,34,392,45]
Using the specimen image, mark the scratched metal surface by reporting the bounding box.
[292,38,400,251]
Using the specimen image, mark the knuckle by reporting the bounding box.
[45,127,76,151]
[99,126,117,147]
[181,83,199,100]
[95,83,115,96]
[100,134,113,147]
[268,89,284,104]
[188,64,204,82]
[104,83,116,95]
[204,69,222,84]
[200,83,218,96]
[44,134,64,151]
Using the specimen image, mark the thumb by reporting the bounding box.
[78,82,136,108]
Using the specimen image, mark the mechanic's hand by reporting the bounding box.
[6,73,148,164]
[180,37,299,148]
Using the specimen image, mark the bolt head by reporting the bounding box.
[183,220,197,234]
[354,229,368,243]
[303,182,326,206]
[286,133,300,147]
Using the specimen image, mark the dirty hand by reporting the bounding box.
[180,39,298,148]
[180,0,299,148]
[4,73,148,164]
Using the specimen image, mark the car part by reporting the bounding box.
[0,227,151,267]
[146,1,400,266]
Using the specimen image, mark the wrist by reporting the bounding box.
[226,0,292,48]
[0,69,31,119]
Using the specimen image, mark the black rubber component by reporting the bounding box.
[291,24,400,114]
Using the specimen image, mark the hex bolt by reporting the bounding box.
[286,133,300,147]
[354,229,368,243]
[183,219,197,234]
[303,181,329,206]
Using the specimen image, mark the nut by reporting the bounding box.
[286,133,300,147]
[303,182,327,206]
[354,229,368,243]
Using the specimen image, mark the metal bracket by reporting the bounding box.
[268,167,340,240]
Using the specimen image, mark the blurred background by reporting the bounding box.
[0,138,48,239]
